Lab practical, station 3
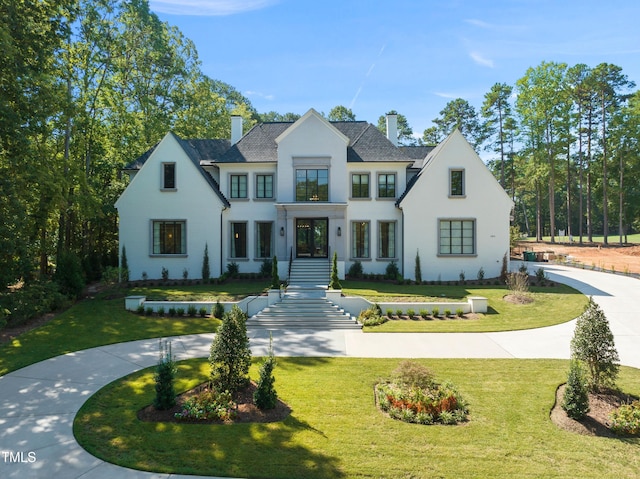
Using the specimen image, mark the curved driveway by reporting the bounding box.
[0,263,638,478]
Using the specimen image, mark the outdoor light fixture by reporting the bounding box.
[280,227,285,236]
[337,226,342,236]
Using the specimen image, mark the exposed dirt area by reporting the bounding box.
[137,381,291,424]
[516,241,640,275]
[550,384,637,437]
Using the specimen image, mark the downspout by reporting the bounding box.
[220,206,227,277]
[400,208,405,279]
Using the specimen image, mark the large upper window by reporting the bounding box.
[256,222,273,258]
[450,169,465,197]
[162,163,176,189]
[351,174,369,198]
[256,174,274,199]
[152,221,185,255]
[230,222,247,258]
[439,219,475,255]
[378,221,396,258]
[296,169,328,201]
[230,174,248,198]
[377,174,396,198]
[351,221,370,258]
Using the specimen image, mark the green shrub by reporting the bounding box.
[55,250,85,298]
[168,307,176,317]
[386,308,394,318]
[157,306,165,317]
[214,300,225,319]
[477,267,485,281]
[570,297,619,392]
[209,305,251,394]
[187,305,197,317]
[328,252,341,289]
[145,306,154,316]
[271,256,279,288]
[609,401,640,436]
[183,268,189,280]
[535,267,546,283]
[153,340,176,410]
[254,336,277,410]
[0,281,67,327]
[459,271,465,284]
[198,307,208,318]
[202,244,210,282]
[432,307,440,317]
[385,261,399,280]
[259,257,272,278]
[391,360,435,389]
[348,260,364,279]
[226,262,239,278]
[444,309,452,317]
[120,246,129,282]
[174,387,236,421]
[419,309,429,319]
[161,267,169,281]
[176,307,185,317]
[414,251,422,283]
[456,308,464,318]
[137,304,145,315]
[358,306,388,327]
[561,360,590,420]
[396,309,404,318]
[406,308,415,318]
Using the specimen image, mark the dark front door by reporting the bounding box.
[296,218,328,258]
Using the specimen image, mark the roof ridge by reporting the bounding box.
[349,122,372,145]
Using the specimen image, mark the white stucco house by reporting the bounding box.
[115,108,513,282]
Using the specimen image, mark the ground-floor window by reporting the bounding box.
[378,221,396,258]
[351,221,370,258]
[152,220,186,255]
[439,219,475,255]
[256,222,273,258]
[231,222,247,258]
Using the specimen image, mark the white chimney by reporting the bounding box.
[386,113,398,146]
[231,115,243,145]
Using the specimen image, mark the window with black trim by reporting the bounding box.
[378,221,396,258]
[295,169,328,201]
[256,222,273,258]
[351,221,370,258]
[152,221,185,254]
[450,169,465,196]
[256,174,274,199]
[162,163,176,189]
[231,222,247,258]
[377,173,396,198]
[351,173,369,198]
[230,174,248,198]
[439,219,475,255]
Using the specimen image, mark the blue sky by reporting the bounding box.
[149,0,640,139]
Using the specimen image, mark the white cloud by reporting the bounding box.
[245,90,275,101]
[149,0,279,16]
[433,91,461,99]
[469,51,494,68]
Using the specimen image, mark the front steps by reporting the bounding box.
[288,258,331,288]
[247,294,362,330]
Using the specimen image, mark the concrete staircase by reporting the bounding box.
[247,293,361,330]
[288,258,331,288]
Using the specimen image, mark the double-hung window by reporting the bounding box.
[152,221,185,255]
[351,174,369,198]
[439,219,475,255]
[256,174,274,199]
[230,174,248,198]
[377,174,396,198]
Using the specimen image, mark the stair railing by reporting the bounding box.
[288,246,293,281]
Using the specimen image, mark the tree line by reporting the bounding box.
[2,0,639,296]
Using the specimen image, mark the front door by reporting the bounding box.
[296,218,328,258]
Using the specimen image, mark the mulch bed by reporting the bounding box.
[137,381,291,424]
[550,384,637,437]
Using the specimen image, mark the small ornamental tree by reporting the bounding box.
[254,334,277,410]
[271,255,279,289]
[209,305,251,394]
[500,252,508,283]
[328,251,341,289]
[414,250,422,283]
[570,297,619,392]
[561,360,590,419]
[153,340,176,410]
[202,243,210,282]
[121,245,129,282]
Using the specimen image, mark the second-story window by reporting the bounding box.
[256,174,273,199]
[450,169,465,196]
[351,173,369,198]
[230,174,248,198]
[296,169,328,201]
[377,173,396,198]
[162,163,176,189]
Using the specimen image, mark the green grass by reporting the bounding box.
[341,281,588,332]
[74,357,640,479]
[128,280,271,301]
[522,234,640,244]
[0,298,219,376]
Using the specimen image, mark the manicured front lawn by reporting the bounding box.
[0,298,219,376]
[128,279,271,301]
[74,357,640,479]
[342,281,588,332]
